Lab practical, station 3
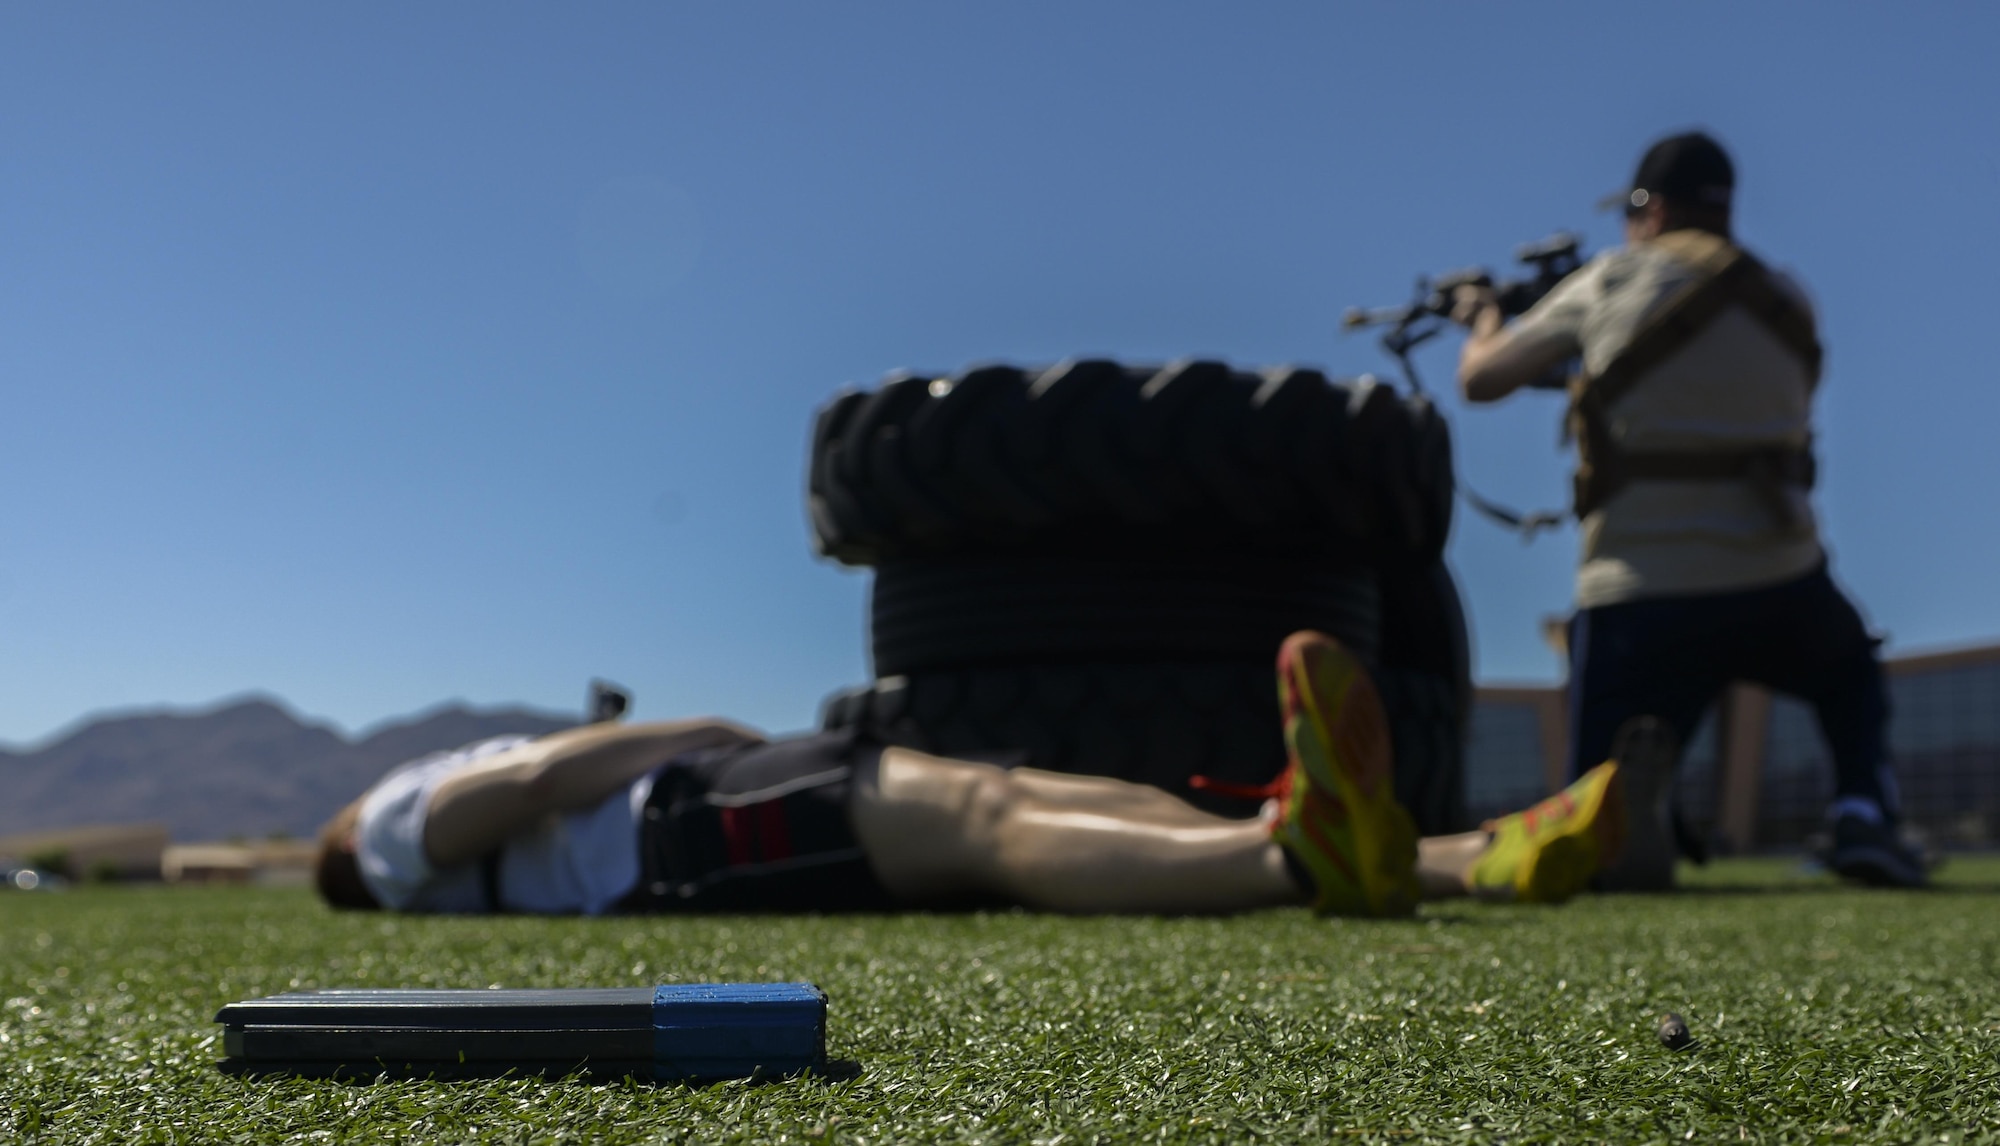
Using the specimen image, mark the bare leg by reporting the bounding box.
[848,748,1303,914]
[1004,768,1232,826]
[1416,831,1490,899]
[1002,770,1494,899]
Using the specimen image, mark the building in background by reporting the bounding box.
[0,823,170,882]
[1467,639,2000,852]
[0,825,316,886]
[161,840,317,886]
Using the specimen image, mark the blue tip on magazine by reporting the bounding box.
[651,983,827,1081]
[214,983,828,1082]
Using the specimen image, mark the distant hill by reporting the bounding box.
[0,697,577,841]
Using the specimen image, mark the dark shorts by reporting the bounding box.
[616,729,900,913]
[1566,563,1894,811]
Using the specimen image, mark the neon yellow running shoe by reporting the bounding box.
[1268,630,1421,917]
[1467,763,1627,904]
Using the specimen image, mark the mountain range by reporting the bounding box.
[0,697,577,842]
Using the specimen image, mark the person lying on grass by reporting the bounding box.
[314,632,1627,918]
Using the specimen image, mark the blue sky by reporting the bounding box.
[1,4,1994,745]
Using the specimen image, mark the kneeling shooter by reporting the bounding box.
[1452,130,1920,887]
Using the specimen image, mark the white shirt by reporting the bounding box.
[354,736,652,914]
[1507,232,1825,608]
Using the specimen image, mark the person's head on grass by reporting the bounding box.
[314,798,381,911]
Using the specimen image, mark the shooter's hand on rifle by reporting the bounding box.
[1448,282,1502,329]
[1343,232,1585,397]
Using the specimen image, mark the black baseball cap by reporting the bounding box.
[1598,131,1735,213]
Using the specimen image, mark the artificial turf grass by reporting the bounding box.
[2,859,1998,1145]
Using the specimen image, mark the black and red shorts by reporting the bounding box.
[617,729,899,913]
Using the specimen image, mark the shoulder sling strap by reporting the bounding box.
[1567,234,1823,520]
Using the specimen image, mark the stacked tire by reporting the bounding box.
[812,358,1469,831]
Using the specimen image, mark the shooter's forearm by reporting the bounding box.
[1458,305,1523,402]
[1459,311,1579,404]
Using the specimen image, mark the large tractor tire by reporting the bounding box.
[828,559,1474,829]
[819,660,1295,817]
[1375,560,1475,835]
[809,359,1452,567]
[869,554,1382,675]
[834,552,1379,817]
[810,358,1466,822]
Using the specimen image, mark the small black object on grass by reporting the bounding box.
[1657,1011,1696,1052]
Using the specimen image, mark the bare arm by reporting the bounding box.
[1453,285,1581,403]
[421,718,764,867]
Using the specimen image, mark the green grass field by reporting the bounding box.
[5,859,1999,1145]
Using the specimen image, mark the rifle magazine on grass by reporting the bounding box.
[214,983,828,1082]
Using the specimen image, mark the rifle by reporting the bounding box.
[1342,233,1588,537]
[1342,232,1585,396]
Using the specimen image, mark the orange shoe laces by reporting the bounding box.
[1516,788,1578,837]
[1187,771,1292,802]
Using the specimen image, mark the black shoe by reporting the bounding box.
[1825,815,1929,888]
[1593,716,1680,892]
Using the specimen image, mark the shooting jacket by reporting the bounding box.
[1508,230,1826,609]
